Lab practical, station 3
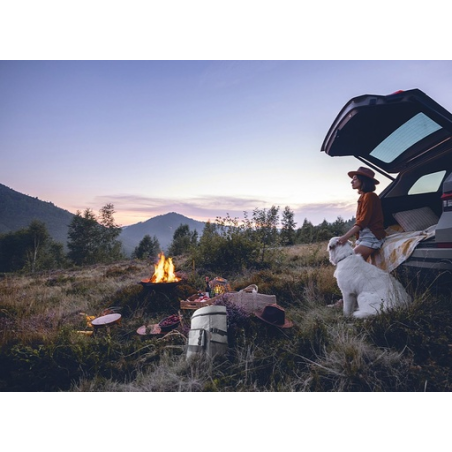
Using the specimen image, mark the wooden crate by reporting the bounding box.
[180,298,215,310]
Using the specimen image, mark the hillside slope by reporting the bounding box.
[0,183,74,245]
[0,184,206,255]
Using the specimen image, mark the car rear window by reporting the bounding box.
[370,112,443,163]
[408,170,446,195]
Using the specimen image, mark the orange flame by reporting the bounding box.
[150,252,181,283]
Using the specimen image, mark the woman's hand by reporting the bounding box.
[338,226,360,245]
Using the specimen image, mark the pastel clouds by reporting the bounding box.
[89,193,357,227]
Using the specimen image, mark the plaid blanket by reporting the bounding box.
[367,225,436,272]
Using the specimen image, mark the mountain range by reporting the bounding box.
[0,183,205,256]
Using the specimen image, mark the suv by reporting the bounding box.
[321,88,452,275]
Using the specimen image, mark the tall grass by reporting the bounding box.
[1,245,451,392]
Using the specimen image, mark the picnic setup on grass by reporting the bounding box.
[78,252,293,359]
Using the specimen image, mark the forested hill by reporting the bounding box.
[0,183,74,245]
[120,212,206,255]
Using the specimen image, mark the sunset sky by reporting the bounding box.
[2,1,447,441]
[2,60,452,227]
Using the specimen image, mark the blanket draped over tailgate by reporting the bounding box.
[367,225,436,272]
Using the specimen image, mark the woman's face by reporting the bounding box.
[351,175,361,191]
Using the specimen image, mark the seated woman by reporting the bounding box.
[329,166,386,308]
[337,166,386,260]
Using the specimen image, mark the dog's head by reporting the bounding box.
[327,237,353,266]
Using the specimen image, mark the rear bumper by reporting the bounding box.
[403,247,452,270]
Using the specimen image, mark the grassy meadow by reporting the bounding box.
[1,242,451,392]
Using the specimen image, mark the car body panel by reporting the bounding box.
[406,247,452,270]
[321,88,452,273]
[321,89,452,174]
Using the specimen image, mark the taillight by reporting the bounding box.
[437,242,452,248]
[441,192,452,212]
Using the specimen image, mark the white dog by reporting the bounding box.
[327,237,412,318]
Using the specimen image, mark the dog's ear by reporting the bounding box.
[328,239,339,251]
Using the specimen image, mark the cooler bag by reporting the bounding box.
[186,305,228,359]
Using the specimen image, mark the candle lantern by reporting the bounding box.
[209,277,231,295]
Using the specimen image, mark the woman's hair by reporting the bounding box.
[357,175,376,193]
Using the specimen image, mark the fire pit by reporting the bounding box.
[140,252,182,289]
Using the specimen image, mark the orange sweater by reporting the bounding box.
[354,192,386,240]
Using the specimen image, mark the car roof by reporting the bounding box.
[320,88,452,173]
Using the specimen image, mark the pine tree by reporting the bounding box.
[280,206,297,246]
[168,224,198,256]
[297,218,315,243]
[133,234,160,259]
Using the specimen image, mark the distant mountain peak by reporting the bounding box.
[119,212,205,256]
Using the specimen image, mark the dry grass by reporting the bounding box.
[1,244,451,392]
[0,261,149,345]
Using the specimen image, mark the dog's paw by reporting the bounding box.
[352,310,375,319]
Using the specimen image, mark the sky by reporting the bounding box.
[2,60,452,228]
[2,2,449,438]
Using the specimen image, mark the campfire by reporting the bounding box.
[141,252,181,286]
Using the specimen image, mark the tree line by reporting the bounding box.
[0,204,124,273]
[0,203,353,273]
[163,206,354,273]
